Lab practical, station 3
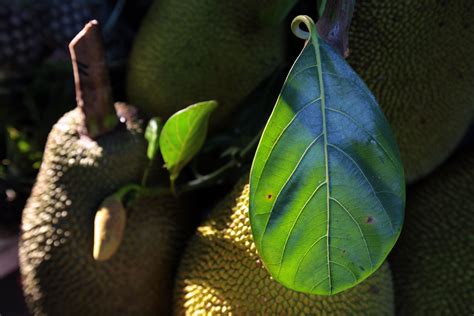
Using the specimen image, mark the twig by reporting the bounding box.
[175,129,263,195]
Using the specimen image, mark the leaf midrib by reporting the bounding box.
[312,31,332,294]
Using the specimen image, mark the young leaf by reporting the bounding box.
[160,100,217,185]
[249,15,405,295]
[144,117,162,161]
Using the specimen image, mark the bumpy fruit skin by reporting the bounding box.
[0,1,92,69]
[348,0,474,182]
[127,0,285,126]
[175,180,395,315]
[20,106,188,315]
[390,148,474,315]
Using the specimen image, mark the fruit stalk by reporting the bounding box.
[316,0,355,58]
[69,20,117,138]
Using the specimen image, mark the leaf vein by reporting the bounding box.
[288,64,320,82]
[312,31,332,294]
[327,143,395,234]
[320,71,380,110]
[329,196,373,268]
[326,107,397,168]
[293,234,328,287]
[277,181,327,278]
[258,133,324,248]
[252,97,322,201]
[310,277,329,292]
[328,260,357,281]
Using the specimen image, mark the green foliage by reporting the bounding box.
[249,16,405,295]
[3,126,43,177]
[159,101,217,189]
[1,61,74,184]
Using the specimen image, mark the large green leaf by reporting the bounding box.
[160,100,217,184]
[249,15,405,295]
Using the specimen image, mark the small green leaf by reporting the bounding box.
[145,117,163,160]
[160,100,217,183]
[249,16,405,295]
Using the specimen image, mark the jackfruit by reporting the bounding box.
[174,179,395,315]
[348,0,474,182]
[389,147,474,314]
[20,106,190,315]
[127,0,286,126]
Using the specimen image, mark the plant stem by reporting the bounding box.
[141,160,153,187]
[69,20,117,138]
[175,129,263,195]
[316,0,355,58]
[170,177,177,197]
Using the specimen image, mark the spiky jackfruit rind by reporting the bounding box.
[127,0,286,127]
[348,0,474,182]
[20,106,189,315]
[175,180,395,315]
[390,148,474,314]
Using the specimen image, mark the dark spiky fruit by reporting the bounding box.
[0,1,92,69]
[390,148,474,314]
[19,106,190,315]
[348,0,474,182]
[127,0,286,127]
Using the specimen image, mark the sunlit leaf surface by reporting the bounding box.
[160,100,217,182]
[249,15,405,295]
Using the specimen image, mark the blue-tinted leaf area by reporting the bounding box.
[249,17,405,295]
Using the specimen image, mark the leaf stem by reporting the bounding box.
[316,0,355,58]
[141,160,153,187]
[170,177,177,197]
[175,129,263,195]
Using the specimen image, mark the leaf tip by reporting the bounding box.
[200,99,218,112]
[291,15,316,40]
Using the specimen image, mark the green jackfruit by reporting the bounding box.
[127,0,285,126]
[20,105,190,315]
[348,0,474,182]
[174,179,395,315]
[390,147,474,314]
